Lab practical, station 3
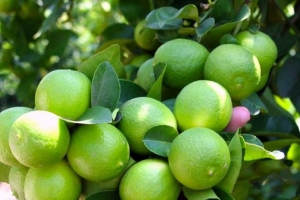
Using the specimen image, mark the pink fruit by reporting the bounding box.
[224,106,251,132]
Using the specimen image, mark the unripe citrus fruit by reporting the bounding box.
[236,31,278,75]
[153,38,209,89]
[67,123,130,182]
[9,165,29,200]
[117,97,177,155]
[9,110,70,168]
[204,44,261,101]
[119,158,181,200]
[134,20,160,50]
[35,69,91,120]
[136,58,155,92]
[174,80,232,132]
[24,160,82,200]
[168,127,231,190]
[0,107,32,166]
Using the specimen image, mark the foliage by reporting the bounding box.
[1,0,300,199]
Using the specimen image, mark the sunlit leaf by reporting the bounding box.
[143,125,179,157]
[61,106,112,124]
[243,140,285,161]
[91,61,120,112]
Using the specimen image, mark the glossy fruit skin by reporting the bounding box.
[154,38,209,90]
[119,158,181,200]
[67,123,130,182]
[168,127,231,190]
[9,110,70,168]
[0,107,32,166]
[117,97,177,155]
[24,160,82,200]
[174,80,232,132]
[35,69,91,121]
[204,44,261,101]
[236,31,278,76]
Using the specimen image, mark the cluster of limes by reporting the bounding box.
[0,21,277,199]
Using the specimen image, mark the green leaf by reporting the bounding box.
[195,17,215,40]
[143,125,179,157]
[263,139,300,151]
[201,4,250,48]
[170,4,199,23]
[240,93,268,115]
[260,88,293,119]
[249,114,300,137]
[145,7,182,30]
[162,98,176,113]
[243,140,285,161]
[213,187,235,200]
[118,0,152,24]
[241,134,264,147]
[147,62,167,101]
[118,79,147,107]
[85,190,120,200]
[216,130,243,193]
[61,106,112,125]
[91,61,120,112]
[276,57,300,98]
[183,186,220,200]
[78,44,125,80]
[210,0,235,22]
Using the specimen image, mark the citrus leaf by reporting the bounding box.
[209,0,235,22]
[91,61,120,112]
[118,0,152,24]
[162,98,176,112]
[143,125,179,157]
[145,7,182,30]
[195,17,215,40]
[216,130,243,193]
[78,44,125,80]
[213,187,235,200]
[85,190,120,200]
[61,106,112,124]
[118,79,147,107]
[253,159,287,176]
[201,4,250,48]
[263,139,300,151]
[240,93,268,115]
[249,114,300,137]
[169,4,199,23]
[241,134,264,147]
[243,140,285,161]
[183,186,220,200]
[147,62,167,101]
